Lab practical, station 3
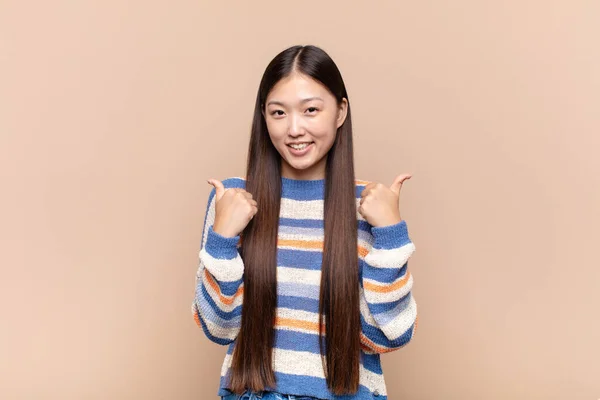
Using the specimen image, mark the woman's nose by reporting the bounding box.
[288,113,306,136]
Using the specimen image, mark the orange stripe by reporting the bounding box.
[275,317,326,334]
[193,309,201,327]
[363,271,411,293]
[278,239,323,250]
[360,332,394,354]
[358,245,368,258]
[278,238,369,258]
[203,268,244,306]
[274,317,401,353]
[360,343,371,352]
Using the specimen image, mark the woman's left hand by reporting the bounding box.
[358,174,412,227]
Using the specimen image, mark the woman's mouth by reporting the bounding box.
[287,142,314,156]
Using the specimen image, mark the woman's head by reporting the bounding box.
[256,45,350,179]
[232,45,361,396]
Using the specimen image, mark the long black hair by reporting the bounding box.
[229,45,360,395]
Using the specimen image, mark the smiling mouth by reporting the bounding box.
[287,142,314,150]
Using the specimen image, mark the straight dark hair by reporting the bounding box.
[229,45,360,395]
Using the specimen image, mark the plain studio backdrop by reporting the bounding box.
[1,1,599,399]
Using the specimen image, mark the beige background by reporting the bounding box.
[1,1,599,399]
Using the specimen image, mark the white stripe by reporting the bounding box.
[360,285,417,341]
[280,198,323,219]
[276,307,320,323]
[277,229,373,251]
[277,266,321,285]
[278,228,323,241]
[220,352,233,378]
[360,286,379,327]
[380,296,417,341]
[363,242,416,269]
[278,225,323,238]
[280,197,368,222]
[199,248,245,282]
[278,224,373,245]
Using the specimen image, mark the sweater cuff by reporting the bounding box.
[371,220,412,249]
[204,226,241,259]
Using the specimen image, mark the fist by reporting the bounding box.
[358,174,411,228]
[207,178,258,238]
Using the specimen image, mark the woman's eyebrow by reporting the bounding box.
[267,97,324,107]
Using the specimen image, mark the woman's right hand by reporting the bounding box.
[207,178,258,238]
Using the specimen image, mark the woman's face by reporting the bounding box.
[264,72,348,180]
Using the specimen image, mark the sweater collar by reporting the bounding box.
[281,176,325,200]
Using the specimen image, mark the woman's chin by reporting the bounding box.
[284,158,314,172]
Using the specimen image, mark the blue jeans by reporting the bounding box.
[221,389,319,400]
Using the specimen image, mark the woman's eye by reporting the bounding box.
[271,110,284,116]
[306,107,319,114]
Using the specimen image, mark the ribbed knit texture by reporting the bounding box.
[192,176,418,399]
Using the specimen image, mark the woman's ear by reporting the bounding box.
[336,98,348,128]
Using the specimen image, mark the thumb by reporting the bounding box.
[207,178,225,201]
[390,173,412,195]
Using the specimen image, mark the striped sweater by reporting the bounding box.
[192,176,417,400]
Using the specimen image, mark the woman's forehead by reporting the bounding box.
[266,74,331,104]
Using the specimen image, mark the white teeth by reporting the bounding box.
[289,143,311,150]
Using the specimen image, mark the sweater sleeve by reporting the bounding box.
[359,219,418,354]
[192,187,245,345]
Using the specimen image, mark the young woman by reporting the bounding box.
[192,45,418,400]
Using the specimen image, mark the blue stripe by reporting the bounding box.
[280,217,324,229]
[278,249,323,270]
[204,227,240,259]
[198,280,242,320]
[357,219,371,232]
[281,178,325,200]
[215,276,244,297]
[226,340,236,355]
[363,291,411,316]
[355,184,368,197]
[274,328,323,353]
[361,352,383,374]
[278,281,320,300]
[222,177,246,190]
[278,295,319,313]
[360,260,407,283]
[195,307,234,345]
[370,220,411,249]
[279,218,371,233]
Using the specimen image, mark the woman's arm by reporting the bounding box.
[359,220,418,354]
[192,185,245,345]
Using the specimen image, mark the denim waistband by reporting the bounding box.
[222,389,319,400]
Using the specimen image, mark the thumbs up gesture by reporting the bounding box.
[207,178,258,238]
[358,174,412,228]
